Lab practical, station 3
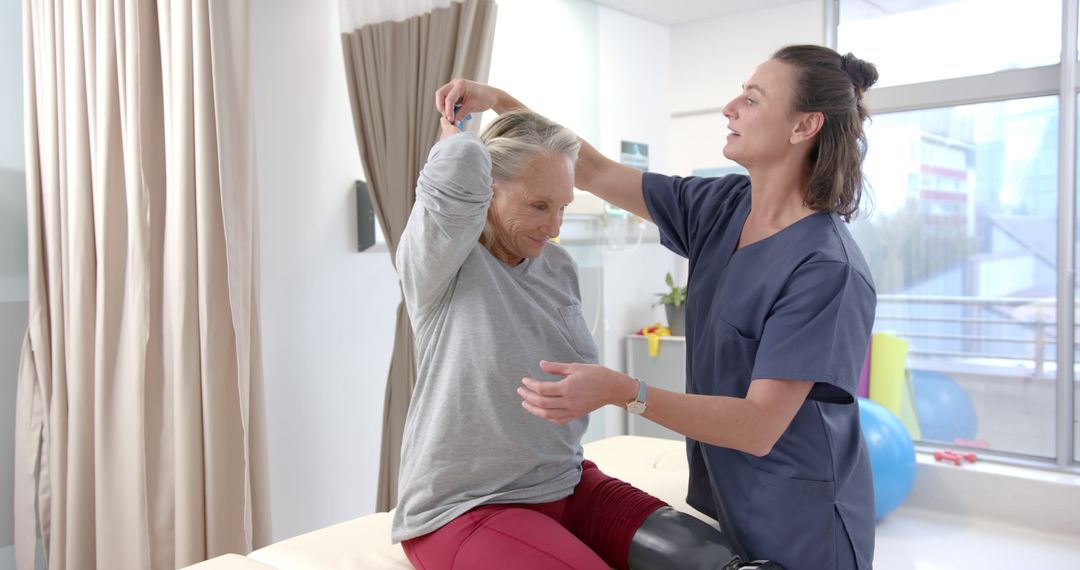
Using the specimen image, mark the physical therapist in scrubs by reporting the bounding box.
[436,44,879,569]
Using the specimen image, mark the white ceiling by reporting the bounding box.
[592,0,805,26]
[592,0,962,26]
[840,0,962,22]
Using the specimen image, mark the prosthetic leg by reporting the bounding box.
[628,507,783,570]
[629,441,783,570]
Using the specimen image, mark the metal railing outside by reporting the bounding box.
[874,294,1075,382]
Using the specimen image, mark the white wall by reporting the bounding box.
[252,0,399,542]
[0,305,21,551]
[0,0,26,553]
[594,5,678,434]
[670,0,825,175]
[0,0,22,174]
[486,0,600,141]
[596,5,670,175]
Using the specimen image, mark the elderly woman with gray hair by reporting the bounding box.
[391,110,776,570]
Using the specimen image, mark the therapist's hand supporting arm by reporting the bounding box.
[519,361,813,457]
[435,79,525,122]
[434,79,651,221]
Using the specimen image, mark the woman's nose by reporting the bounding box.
[543,212,561,238]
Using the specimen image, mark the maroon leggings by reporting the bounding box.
[402,460,667,570]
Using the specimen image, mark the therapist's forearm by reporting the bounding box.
[573,141,650,219]
[639,386,781,457]
[487,87,650,219]
[493,89,527,114]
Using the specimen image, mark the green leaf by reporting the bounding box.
[656,272,689,306]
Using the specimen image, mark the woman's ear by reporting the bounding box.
[790,111,824,144]
[489,181,504,209]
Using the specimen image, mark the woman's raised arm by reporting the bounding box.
[435,79,650,220]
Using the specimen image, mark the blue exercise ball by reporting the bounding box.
[858,398,916,521]
[910,370,977,443]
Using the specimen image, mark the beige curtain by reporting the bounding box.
[13,1,270,569]
[339,0,497,511]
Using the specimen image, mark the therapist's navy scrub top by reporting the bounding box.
[642,173,877,570]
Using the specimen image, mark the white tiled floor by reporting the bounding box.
[875,507,1080,568]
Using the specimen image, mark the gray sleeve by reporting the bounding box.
[396,133,493,321]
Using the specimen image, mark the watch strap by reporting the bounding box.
[635,379,648,405]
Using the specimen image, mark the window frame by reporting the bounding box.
[826,0,1080,472]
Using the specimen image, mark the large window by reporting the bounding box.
[838,0,1076,468]
[839,0,1061,87]
[852,97,1059,458]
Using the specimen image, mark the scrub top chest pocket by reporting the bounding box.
[690,318,760,398]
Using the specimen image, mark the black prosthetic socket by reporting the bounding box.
[627,507,784,570]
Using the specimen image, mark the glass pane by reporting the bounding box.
[839,0,1061,87]
[851,96,1059,458]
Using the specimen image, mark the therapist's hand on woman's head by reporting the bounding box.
[435,78,502,122]
[518,361,636,425]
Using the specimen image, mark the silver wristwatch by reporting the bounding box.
[627,379,648,415]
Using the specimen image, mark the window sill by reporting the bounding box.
[906,450,1080,537]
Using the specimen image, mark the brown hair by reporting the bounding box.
[772,45,879,221]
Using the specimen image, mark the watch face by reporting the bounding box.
[627,401,646,415]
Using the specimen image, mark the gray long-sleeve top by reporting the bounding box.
[390,133,600,543]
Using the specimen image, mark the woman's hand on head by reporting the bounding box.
[517,361,635,425]
[435,79,502,123]
[438,116,460,141]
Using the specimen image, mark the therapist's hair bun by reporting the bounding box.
[840,53,879,99]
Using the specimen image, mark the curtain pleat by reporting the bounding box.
[14,1,270,568]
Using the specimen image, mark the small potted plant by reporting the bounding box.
[655,272,687,336]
